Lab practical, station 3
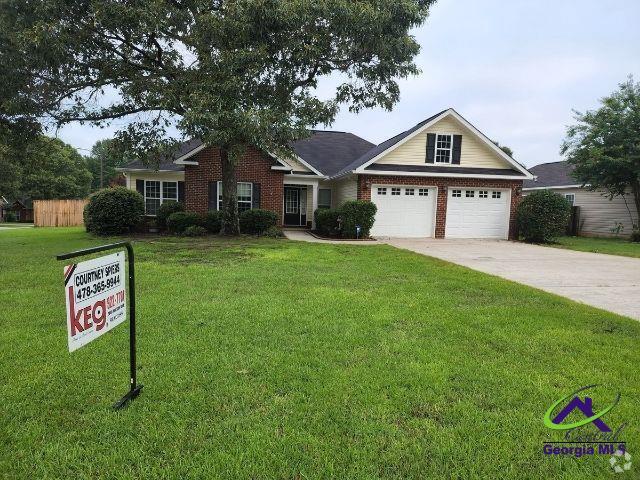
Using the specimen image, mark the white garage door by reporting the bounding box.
[445,188,509,239]
[371,185,436,237]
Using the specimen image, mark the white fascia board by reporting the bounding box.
[522,184,585,191]
[353,108,534,179]
[116,168,184,173]
[173,144,206,165]
[359,170,528,180]
[271,165,292,171]
[446,109,534,178]
[272,151,324,176]
[285,173,327,180]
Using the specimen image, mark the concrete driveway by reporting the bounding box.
[383,238,640,320]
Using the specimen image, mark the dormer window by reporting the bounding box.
[435,134,453,163]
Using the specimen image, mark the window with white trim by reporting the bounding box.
[479,190,488,198]
[465,190,475,198]
[492,191,502,199]
[418,188,429,196]
[565,193,575,205]
[318,189,332,209]
[435,134,453,163]
[452,189,462,198]
[391,187,401,196]
[144,180,178,216]
[377,187,387,195]
[405,188,415,196]
[217,181,253,212]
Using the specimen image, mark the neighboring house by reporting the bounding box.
[1,199,34,223]
[0,196,8,221]
[118,108,533,239]
[523,161,639,237]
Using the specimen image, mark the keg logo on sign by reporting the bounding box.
[64,252,127,351]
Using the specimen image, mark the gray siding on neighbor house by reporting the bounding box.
[553,188,638,237]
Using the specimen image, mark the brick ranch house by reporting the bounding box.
[119,108,534,239]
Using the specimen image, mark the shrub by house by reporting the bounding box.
[517,190,571,243]
[84,187,144,235]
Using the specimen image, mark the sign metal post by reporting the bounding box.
[57,241,143,410]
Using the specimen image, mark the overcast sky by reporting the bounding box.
[56,0,640,168]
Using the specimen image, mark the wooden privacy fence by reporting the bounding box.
[33,199,88,227]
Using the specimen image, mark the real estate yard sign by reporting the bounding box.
[64,252,127,352]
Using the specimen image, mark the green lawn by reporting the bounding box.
[1,228,639,479]
[554,236,640,258]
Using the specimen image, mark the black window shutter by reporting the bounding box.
[208,182,217,211]
[452,135,462,164]
[178,181,185,203]
[136,179,144,195]
[252,183,261,209]
[426,133,436,163]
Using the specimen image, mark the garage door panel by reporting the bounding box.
[371,186,435,237]
[445,189,509,239]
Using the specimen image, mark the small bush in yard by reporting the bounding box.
[263,226,285,238]
[157,201,184,230]
[166,211,203,234]
[183,225,208,237]
[516,190,571,243]
[339,200,377,238]
[4,211,17,222]
[630,229,640,243]
[239,209,278,235]
[84,187,144,235]
[203,210,222,234]
[314,208,340,236]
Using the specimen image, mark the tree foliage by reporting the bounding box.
[86,139,130,190]
[0,134,91,199]
[492,140,514,158]
[0,0,435,233]
[562,76,640,227]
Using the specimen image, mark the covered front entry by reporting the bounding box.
[283,186,307,226]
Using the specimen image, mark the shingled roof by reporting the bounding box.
[291,131,375,176]
[330,110,448,178]
[119,132,374,176]
[523,161,580,188]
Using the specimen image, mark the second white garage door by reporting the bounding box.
[371,185,436,237]
[445,188,509,239]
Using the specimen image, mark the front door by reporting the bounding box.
[284,186,307,226]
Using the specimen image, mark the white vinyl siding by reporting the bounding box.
[375,116,507,169]
[326,176,358,206]
[553,188,639,237]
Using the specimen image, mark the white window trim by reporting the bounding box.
[434,133,454,164]
[144,180,178,216]
[217,181,253,211]
[565,193,576,205]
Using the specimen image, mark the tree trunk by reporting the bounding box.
[631,180,640,230]
[220,147,240,235]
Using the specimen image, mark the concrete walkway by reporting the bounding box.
[384,238,640,320]
[283,230,377,245]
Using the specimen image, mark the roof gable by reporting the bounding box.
[331,109,532,179]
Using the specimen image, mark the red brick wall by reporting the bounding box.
[184,146,284,223]
[357,174,523,239]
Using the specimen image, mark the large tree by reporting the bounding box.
[0,0,435,234]
[87,139,129,190]
[562,76,640,227]
[13,136,92,199]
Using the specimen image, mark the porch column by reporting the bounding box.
[311,182,318,229]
